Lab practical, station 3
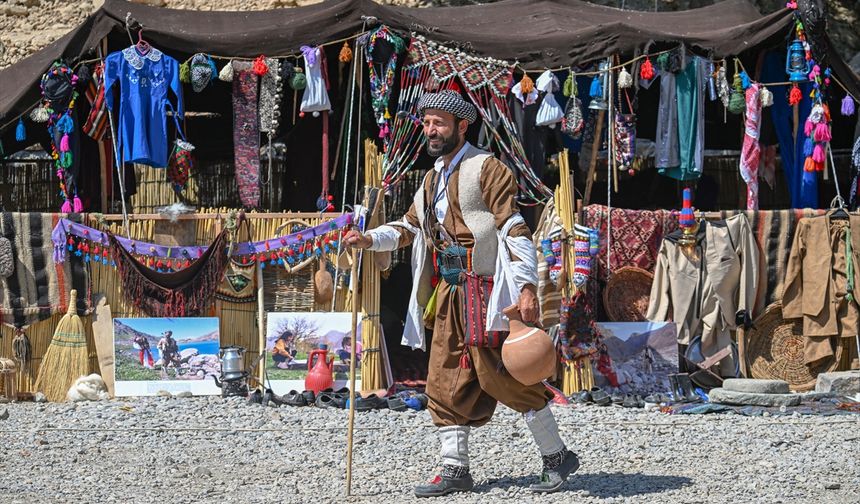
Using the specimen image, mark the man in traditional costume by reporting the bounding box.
[345,89,579,496]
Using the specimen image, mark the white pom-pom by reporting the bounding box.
[313,111,320,117]
[218,61,234,82]
[617,67,633,89]
[759,86,773,107]
[30,106,50,123]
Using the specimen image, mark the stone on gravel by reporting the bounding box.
[815,371,859,395]
[156,390,173,397]
[825,482,841,490]
[723,378,790,394]
[709,388,802,407]
[0,408,8,420]
[175,391,193,398]
[33,392,46,403]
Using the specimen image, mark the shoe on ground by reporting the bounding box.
[247,388,263,405]
[283,390,307,407]
[414,472,474,497]
[530,450,580,493]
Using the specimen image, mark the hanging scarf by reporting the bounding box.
[232,62,261,208]
[740,83,762,210]
[111,230,229,317]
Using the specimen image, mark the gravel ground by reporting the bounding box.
[0,396,857,504]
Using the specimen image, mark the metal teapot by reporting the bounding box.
[213,346,249,397]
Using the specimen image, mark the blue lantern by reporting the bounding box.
[786,39,809,83]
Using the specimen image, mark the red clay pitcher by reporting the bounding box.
[305,346,334,394]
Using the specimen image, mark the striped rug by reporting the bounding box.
[0,213,91,328]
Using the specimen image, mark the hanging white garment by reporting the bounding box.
[300,46,331,114]
[534,70,563,127]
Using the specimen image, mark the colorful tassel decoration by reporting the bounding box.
[15,118,25,142]
[519,74,534,94]
[73,196,83,213]
[789,84,802,106]
[61,199,72,213]
[562,73,576,97]
[803,156,816,172]
[218,61,234,82]
[812,143,825,163]
[739,71,750,90]
[814,122,831,143]
[656,52,670,71]
[640,57,654,80]
[252,56,269,76]
[59,133,70,152]
[179,62,190,83]
[803,137,814,157]
[589,75,603,98]
[804,119,815,137]
[842,95,856,116]
[760,86,773,107]
[30,106,50,123]
[617,66,633,88]
[338,41,353,63]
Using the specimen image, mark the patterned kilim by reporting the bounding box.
[582,205,826,307]
[0,213,91,328]
[384,37,550,204]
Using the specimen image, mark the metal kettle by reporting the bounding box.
[218,345,246,381]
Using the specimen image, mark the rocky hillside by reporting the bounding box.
[1,0,857,71]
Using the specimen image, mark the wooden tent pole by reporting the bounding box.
[256,263,265,387]
[583,109,606,206]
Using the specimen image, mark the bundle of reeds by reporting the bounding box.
[33,289,89,401]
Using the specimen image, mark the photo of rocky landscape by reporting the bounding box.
[594,322,679,395]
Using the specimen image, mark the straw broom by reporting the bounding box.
[33,289,89,402]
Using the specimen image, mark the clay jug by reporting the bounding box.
[305,346,334,394]
[314,256,334,305]
[501,305,556,386]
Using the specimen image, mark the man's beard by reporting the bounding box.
[426,130,460,157]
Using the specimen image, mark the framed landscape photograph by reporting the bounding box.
[113,317,222,396]
[265,312,362,395]
[593,321,679,395]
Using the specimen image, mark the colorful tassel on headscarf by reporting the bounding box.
[803,137,814,157]
[252,56,269,76]
[812,143,825,163]
[843,95,856,116]
[789,84,802,105]
[814,122,831,143]
[589,75,603,98]
[519,74,535,94]
[338,41,353,63]
[640,57,654,80]
[15,118,25,142]
[179,61,191,83]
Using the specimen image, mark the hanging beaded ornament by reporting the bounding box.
[40,61,80,212]
[361,25,405,149]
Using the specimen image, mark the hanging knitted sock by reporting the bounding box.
[573,227,590,287]
[548,238,563,286]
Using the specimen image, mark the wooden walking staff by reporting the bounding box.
[344,204,369,496]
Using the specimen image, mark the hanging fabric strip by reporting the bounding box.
[740,83,762,210]
[52,213,354,264]
[111,229,229,317]
[232,62,261,208]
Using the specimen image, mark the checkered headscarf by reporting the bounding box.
[417,90,478,124]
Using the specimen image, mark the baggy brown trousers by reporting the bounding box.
[426,279,552,427]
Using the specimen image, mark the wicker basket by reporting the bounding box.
[602,266,654,322]
[744,303,843,391]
